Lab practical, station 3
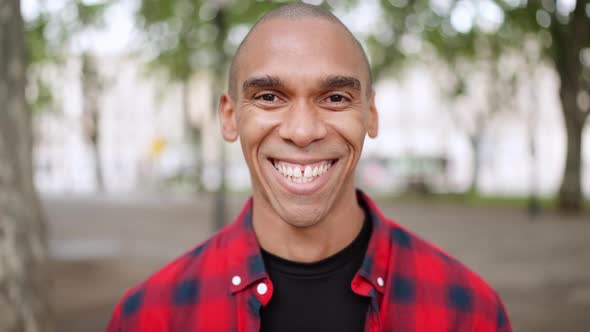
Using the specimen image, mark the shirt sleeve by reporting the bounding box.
[106,300,123,332]
[106,292,169,332]
[495,297,512,332]
[473,293,513,332]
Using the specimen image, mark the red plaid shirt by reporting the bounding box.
[108,191,511,331]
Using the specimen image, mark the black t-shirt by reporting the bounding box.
[260,212,372,332]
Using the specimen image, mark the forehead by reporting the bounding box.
[235,18,369,92]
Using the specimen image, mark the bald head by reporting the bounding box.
[227,3,372,98]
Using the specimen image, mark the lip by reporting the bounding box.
[269,156,337,165]
[267,157,338,195]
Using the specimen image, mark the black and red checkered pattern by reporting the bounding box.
[108,191,511,332]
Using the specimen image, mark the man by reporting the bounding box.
[108,3,512,331]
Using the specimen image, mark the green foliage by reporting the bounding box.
[28,76,54,114]
[363,0,590,118]
[26,14,51,65]
[136,0,334,83]
[24,1,111,113]
[26,1,111,64]
[370,0,590,81]
[76,1,110,26]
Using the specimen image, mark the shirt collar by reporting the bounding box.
[356,190,393,295]
[227,198,268,294]
[226,190,392,295]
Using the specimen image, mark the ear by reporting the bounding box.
[367,90,379,138]
[219,94,238,142]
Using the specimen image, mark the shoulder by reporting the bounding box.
[361,195,511,332]
[376,213,511,331]
[107,223,237,331]
[129,222,234,293]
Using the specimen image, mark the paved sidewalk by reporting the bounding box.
[43,193,590,332]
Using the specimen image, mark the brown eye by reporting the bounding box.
[325,94,350,104]
[329,95,345,103]
[259,94,277,102]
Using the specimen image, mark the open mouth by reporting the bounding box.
[269,158,337,184]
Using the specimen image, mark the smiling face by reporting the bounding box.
[220,17,378,228]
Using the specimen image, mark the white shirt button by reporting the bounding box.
[257,282,268,295]
[232,276,242,286]
[377,277,384,287]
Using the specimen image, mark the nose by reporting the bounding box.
[278,100,328,147]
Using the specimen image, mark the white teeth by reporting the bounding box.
[304,166,312,178]
[293,167,302,178]
[274,160,334,182]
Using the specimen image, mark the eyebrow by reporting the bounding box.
[241,74,363,93]
[242,75,285,92]
[320,75,361,91]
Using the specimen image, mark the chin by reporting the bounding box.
[273,198,329,228]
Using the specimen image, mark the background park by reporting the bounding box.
[1,0,590,331]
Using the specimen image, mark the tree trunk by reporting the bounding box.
[181,79,191,141]
[526,61,540,217]
[552,3,589,213]
[467,106,487,196]
[81,53,104,192]
[0,1,53,331]
[467,135,481,195]
[181,79,202,192]
[557,85,584,212]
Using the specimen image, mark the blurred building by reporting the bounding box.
[33,53,243,194]
[33,53,590,197]
[363,63,590,197]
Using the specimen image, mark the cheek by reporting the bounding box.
[237,109,282,154]
[324,111,368,149]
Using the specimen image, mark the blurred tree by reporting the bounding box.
[436,55,517,195]
[369,0,589,213]
[81,53,104,191]
[25,1,111,192]
[135,0,286,227]
[26,1,110,108]
[0,2,110,329]
[0,0,53,331]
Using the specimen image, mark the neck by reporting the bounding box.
[252,190,364,263]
